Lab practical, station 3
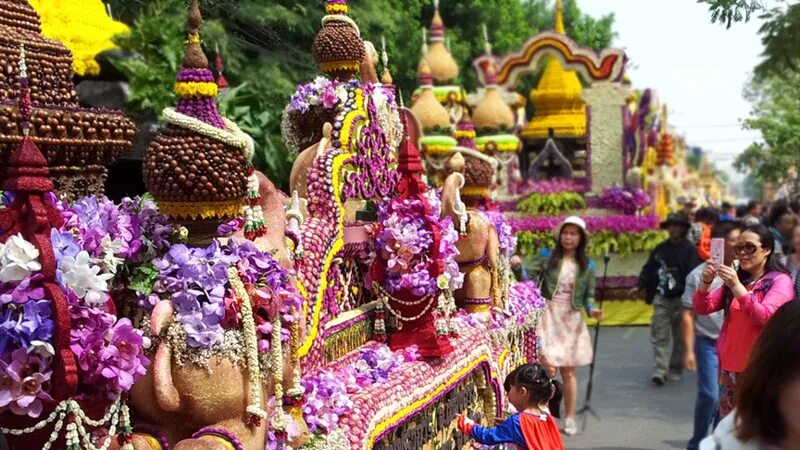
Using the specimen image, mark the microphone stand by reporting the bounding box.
[577,248,610,429]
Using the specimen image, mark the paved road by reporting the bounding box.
[560,326,695,450]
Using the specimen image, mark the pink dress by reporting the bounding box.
[538,259,593,367]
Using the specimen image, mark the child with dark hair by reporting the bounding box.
[458,363,565,450]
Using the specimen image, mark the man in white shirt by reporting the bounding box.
[682,221,744,450]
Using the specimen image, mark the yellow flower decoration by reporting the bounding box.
[29,0,129,76]
[174,81,220,99]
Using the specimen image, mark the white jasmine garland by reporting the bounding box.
[162,108,249,149]
[59,251,113,307]
[0,233,41,282]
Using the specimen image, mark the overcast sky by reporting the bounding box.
[579,0,766,186]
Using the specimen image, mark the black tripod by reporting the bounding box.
[576,248,611,429]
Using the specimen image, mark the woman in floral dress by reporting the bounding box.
[534,216,603,435]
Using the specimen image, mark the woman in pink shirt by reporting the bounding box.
[693,224,793,419]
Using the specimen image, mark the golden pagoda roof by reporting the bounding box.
[411,60,452,129]
[424,2,459,83]
[472,62,515,131]
[520,0,586,140]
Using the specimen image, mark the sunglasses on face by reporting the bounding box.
[734,242,760,256]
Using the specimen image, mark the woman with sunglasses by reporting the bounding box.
[693,224,793,419]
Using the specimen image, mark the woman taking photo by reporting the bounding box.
[693,224,793,418]
[535,216,602,435]
[700,301,800,450]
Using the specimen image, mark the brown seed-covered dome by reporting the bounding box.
[0,0,135,200]
[144,126,247,205]
[144,0,249,244]
[312,1,364,80]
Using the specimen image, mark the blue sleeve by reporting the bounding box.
[470,415,526,447]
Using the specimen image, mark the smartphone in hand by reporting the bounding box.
[710,238,725,267]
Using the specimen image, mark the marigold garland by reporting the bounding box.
[319,60,362,73]
[174,81,219,99]
[326,3,349,14]
[157,200,243,220]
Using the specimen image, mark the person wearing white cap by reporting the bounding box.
[534,216,603,436]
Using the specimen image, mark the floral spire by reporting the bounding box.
[18,44,32,135]
[326,0,349,15]
[380,36,394,86]
[173,0,226,128]
[215,43,229,90]
[2,45,55,197]
[555,0,565,35]
[430,0,445,41]
[397,109,425,177]
[455,111,477,151]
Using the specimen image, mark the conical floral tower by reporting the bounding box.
[456,113,495,208]
[143,0,250,245]
[521,0,586,140]
[414,0,466,121]
[473,56,522,197]
[370,108,457,358]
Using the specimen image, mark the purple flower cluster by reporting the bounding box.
[0,349,53,417]
[152,242,231,348]
[376,196,463,297]
[483,211,516,257]
[176,68,215,83]
[288,77,353,114]
[509,214,661,234]
[506,281,546,317]
[0,195,168,417]
[69,293,149,395]
[516,178,586,195]
[62,196,142,260]
[596,186,650,214]
[301,344,420,433]
[149,238,301,350]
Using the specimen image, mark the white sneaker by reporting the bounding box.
[563,418,578,435]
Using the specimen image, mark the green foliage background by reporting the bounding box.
[106,0,615,190]
[517,192,586,216]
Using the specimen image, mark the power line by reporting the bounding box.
[673,123,743,129]
[686,136,762,144]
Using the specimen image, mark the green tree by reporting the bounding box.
[699,0,800,77]
[734,71,800,184]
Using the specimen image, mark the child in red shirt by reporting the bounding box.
[458,363,565,450]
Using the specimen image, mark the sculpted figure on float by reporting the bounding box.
[127,2,309,449]
[441,152,503,314]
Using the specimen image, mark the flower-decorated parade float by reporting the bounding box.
[0,1,309,449]
[281,1,545,449]
[1,0,546,449]
[435,0,677,326]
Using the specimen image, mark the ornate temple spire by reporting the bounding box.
[397,110,425,177]
[380,36,394,86]
[424,0,459,83]
[555,0,565,34]
[173,0,226,129]
[4,45,53,196]
[215,43,229,89]
[521,0,586,139]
